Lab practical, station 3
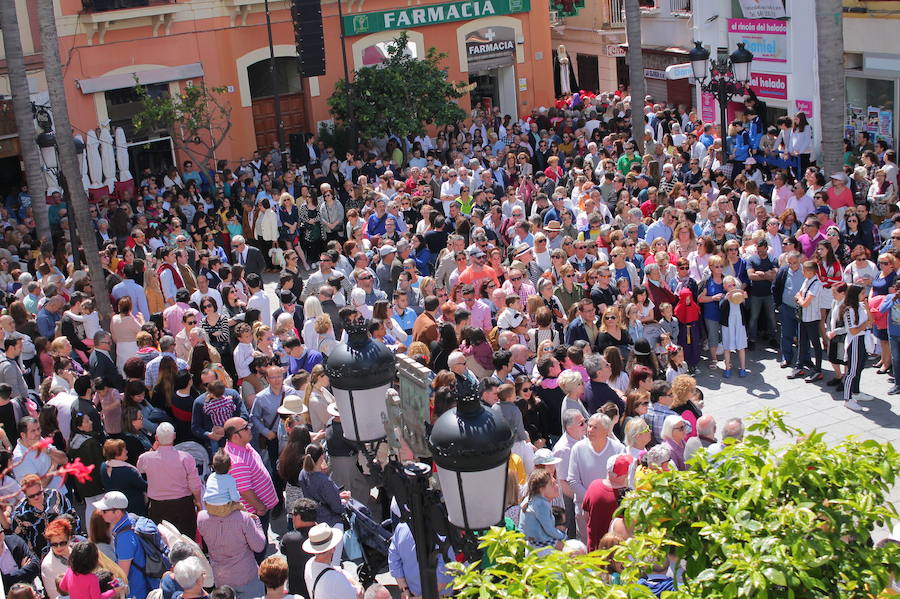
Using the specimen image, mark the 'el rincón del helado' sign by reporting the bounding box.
[343,0,531,36]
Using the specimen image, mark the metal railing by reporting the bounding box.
[607,0,625,27]
[670,0,691,14]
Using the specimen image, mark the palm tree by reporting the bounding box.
[36,0,112,325]
[0,2,51,248]
[624,0,645,153]
[815,0,844,175]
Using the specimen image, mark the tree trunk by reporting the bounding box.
[36,0,112,326]
[624,0,645,154]
[0,2,51,249]
[815,0,844,175]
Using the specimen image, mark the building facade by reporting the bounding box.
[693,0,821,154]
[5,0,554,177]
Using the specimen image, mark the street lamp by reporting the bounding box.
[429,393,513,530]
[325,317,513,599]
[689,41,754,137]
[323,317,396,444]
[34,104,83,270]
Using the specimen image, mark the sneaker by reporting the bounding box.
[722,369,732,378]
[779,361,791,369]
[826,378,841,387]
[846,399,863,412]
[888,387,900,395]
[787,369,807,379]
[853,392,876,402]
[738,369,749,378]
[804,371,824,383]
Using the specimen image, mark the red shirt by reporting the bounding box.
[640,200,658,218]
[582,479,620,551]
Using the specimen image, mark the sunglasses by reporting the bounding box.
[521,386,533,392]
[25,489,42,499]
[604,315,617,320]
[49,540,70,548]
[638,401,650,407]
[185,320,196,326]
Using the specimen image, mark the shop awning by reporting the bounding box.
[617,43,691,54]
[76,63,205,94]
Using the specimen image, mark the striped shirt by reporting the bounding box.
[225,440,278,513]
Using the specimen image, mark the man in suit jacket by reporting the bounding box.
[232,235,266,275]
[412,295,441,345]
[0,531,39,588]
[272,291,305,335]
[89,331,125,391]
[565,299,601,348]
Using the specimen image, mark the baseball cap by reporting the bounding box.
[379,245,396,257]
[94,491,129,511]
[533,448,562,466]
[815,206,831,215]
[467,247,486,258]
[607,454,634,477]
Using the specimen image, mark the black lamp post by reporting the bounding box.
[33,104,83,270]
[325,317,513,599]
[689,41,754,138]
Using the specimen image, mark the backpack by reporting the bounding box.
[126,516,171,579]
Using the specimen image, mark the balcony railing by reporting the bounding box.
[670,0,691,15]
[607,0,625,28]
[82,0,173,13]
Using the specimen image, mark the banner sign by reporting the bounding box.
[466,26,516,70]
[737,0,786,19]
[727,18,788,65]
[701,92,716,123]
[344,0,531,35]
[749,72,788,100]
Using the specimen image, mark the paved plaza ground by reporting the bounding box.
[695,343,900,540]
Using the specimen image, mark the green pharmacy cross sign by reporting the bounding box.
[343,0,532,36]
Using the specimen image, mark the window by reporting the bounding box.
[247,57,303,100]
[360,40,418,67]
[106,83,168,139]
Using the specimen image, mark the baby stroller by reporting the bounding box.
[342,499,392,589]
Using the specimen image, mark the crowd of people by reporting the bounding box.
[0,84,897,599]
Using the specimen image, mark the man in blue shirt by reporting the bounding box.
[391,290,417,335]
[36,296,63,339]
[644,208,676,244]
[111,263,151,320]
[97,491,157,599]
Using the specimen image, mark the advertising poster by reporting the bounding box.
[867,106,880,134]
[795,99,813,119]
[879,110,893,139]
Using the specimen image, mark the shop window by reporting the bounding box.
[360,40,418,67]
[846,77,895,145]
[247,57,303,100]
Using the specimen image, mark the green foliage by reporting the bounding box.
[620,408,900,598]
[447,527,669,598]
[448,410,900,599]
[328,32,466,148]
[132,80,232,176]
[317,122,353,159]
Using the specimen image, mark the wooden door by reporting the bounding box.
[251,92,309,152]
